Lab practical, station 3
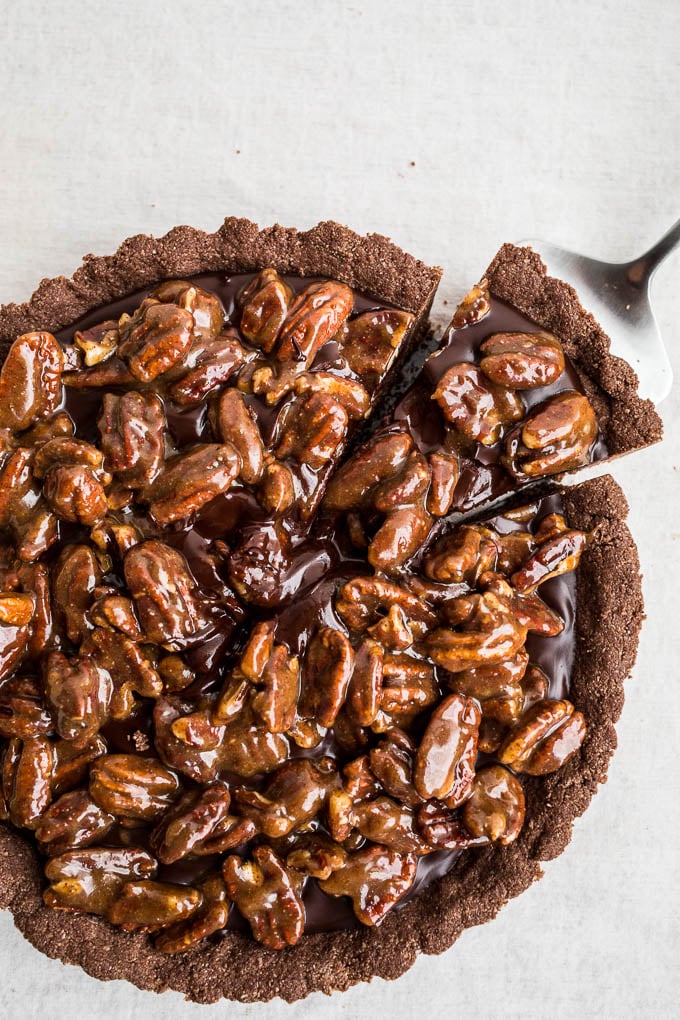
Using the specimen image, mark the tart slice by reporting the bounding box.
[323,242,663,570]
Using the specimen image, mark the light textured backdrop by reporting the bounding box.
[1,1,679,1018]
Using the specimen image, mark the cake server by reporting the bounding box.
[518,217,680,403]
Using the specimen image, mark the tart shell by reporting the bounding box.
[0,473,642,1003]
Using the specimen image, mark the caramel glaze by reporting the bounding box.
[9,277,580,937]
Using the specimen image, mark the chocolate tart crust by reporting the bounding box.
[0,473,642,1003]
[485,243,663,455]
[0,217,441,352]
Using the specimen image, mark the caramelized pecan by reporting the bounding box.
[98,391,165,487]
[319,845,417,925]
[89,754,180,820]
[44,846,157,915]
[35,790,116,855]
[168,331,245,405]
[511,528,588,593]
[107,880,202,932]
[503,391,598,478]
[323,430,413,510]
[480,330,565,389]
[338,309,414,383]
[212,388,265,484]
[276,280,354,365]
[85,626,162,719]
[498,699,586,774]
[414,693,480,804]
[3,735,54,828]
[424,525,498,584]
[234,758,338,838]
[152,280,225,338]
[451,280,491,327]
[144,444,240,525]
[0,675,53,739]
[433,363,524,444]
[238,269,294,351]
[44,651,112,747]
[426,592,527,672]
[336,576,437,635]
[299,626,353,727]
[276,392,349,470]
[117,299,194,381]
[223,846,305,949]
[124,540,210,648]
[461,765,525,844]
[0,332,64,431]
[154,875,229,953]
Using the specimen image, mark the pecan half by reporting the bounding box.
[85,626,162,719]
[43,846,157,915]
[276,392,349,470]
[276,280,354,366]
[0,675,53,740]
[89,754,181,820]
[3,735,54,828]
[35,790,116,855]
[43,464,108,526]
[107,880,202,932]
[370,732,423,808]
[424,525,498,584]
[144,444,240,525]
[234,758,338,838]
[223,846,305,949]
[336,576,437,635]
[155,875,229,953]
[0,332,64,431]
[323,430,413,510]
[338,309,414,383]
[299,626,354,727]
[117,299,194,382]
[480,330,565,389]
[124,540,211,648]
[319,845,417,926]
[238,269,294,351]
[212,388,265,484]
[44,651,112,747]
[152,280,226,339]
[498,699,587,775]
[433,363,524,445]
[98,391,165,487]
[426,450,460,516]
[352,796,430,855]
[503,391,598,478]
[414,693,480,804]
[425,591,527,672]
[461,765,525,844]
[168,331,246,405]
[511,528,588,593]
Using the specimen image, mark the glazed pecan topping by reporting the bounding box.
[0,266,595,958]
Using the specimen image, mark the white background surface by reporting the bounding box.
[1,1,679,1017]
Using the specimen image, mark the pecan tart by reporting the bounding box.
[0,220,662,1003]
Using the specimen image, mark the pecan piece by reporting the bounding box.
[246,639,299,734]
[276,391,349,469]
[124,540,211,648]
[353,796,430,855]
[0,675,52,739]
[44,651,112,747]
[43,846,157,915]
[117,299,194,381]
[378,654,438,727]
[35,790,116,855]
[480,330,566,389]
[367,605,413,650]
[299,626,353,727]
[323,431,413,510]
[212,388,265,484]
[276,280,354,366]
[89,594,142,640]
[219,705,290,778]
[89,754,180,820]
[503,391,598,478]
[258,460,296,513]
[498,699,586,775]
[338,309,414,383]
[336,576,437,635]
[150,782,233,864]
[32,436,110,482]
[452,648,529,724]
[426,450,460,516]
[286,834,347,880]
[424,525,498,584]
[319,845,417,926]
[51,734,106,796]
[373,450,431,512]
[74,319,118,366]
[370,503,433,572]
[155,875,229,954]
[108,880,202,932]
[451,280,491,327]
[153,279,226,338]
[414,693,480,805]
[0,332,64,431]
[98,391,165,487]
[520,663,550,712]
[234,758,338,838]
[0,593,34,683]
[223,846,305,949]
[369,732,423,808]
[293,372,370,419]
[85,626,162,719]
[433,363,525,445]
[17,562,53,658]
[237,269,294,351]
[461,765,525,844]
[417,801,490,850]
[154,697,225,783]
